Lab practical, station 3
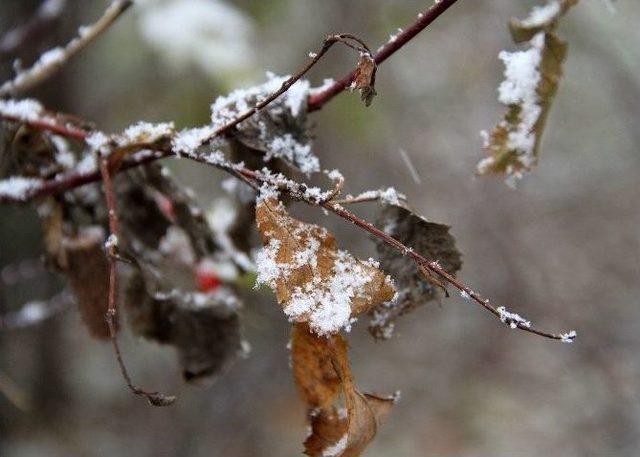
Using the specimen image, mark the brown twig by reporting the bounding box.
[307,0,461,111]
[99,157,176,407]
[1,112,89,139]
[0,0,132,97]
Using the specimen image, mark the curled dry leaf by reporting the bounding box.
[255,198,396,336]
[60,226,113,339]
[370,203,462,339]
[125,266,243,382]
[39,199,113,339]
[477,0,579,184]
[291,323,395,457]
[352,53,377,107]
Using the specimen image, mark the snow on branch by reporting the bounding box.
[0,0,132,96]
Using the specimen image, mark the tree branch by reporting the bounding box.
[0,0,132,97]
[307,0,461,111]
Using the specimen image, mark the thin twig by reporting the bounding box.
[0,0,132,96]
[1,111,89,139]
[307,0,461,111]
[99,157,176,407]
[0,290,73,330]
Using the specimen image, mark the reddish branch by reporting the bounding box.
[99,158,176,407]
[307,0,461,111]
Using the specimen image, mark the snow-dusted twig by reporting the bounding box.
[168,153,575,343]
[321,203,575,342]
[0,290,73,330]
[196,33,376,147]
[0,0,132,97]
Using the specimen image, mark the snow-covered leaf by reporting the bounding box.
[477,0,579,185]
[369,203,462,339]
[255,198,396,336]
[210,73,320,175]
[125,265,243,382]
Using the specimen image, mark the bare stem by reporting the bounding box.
[99,157,176,407]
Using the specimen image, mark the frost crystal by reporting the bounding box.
[210,72,319,174]
[172,126,216,154]
[104,234,119,250]
[560,330,577,343]
[520,1,561,28]
[85,131,111,156]
[122,121,174,144]
[497,306,531,329]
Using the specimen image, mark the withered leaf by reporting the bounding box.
[61,227,113,340]
[39,199,113,340]
[291,323,395,457]
[369,203,462,339]
[291,322,345,409]
[477,0,578,182]
[125,265,243,382]
[352,53,377,107]
[211,78,318,174]
[256,198,396,336]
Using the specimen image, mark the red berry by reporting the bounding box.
[196,269,221,292]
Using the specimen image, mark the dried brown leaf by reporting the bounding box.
[352,53,377,107]
[370,203,462,339]
[291,322,344,409]
[256,198,395,336]
[125,266,242,382]
[291,323,395,457]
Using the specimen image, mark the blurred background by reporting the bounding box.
[1,0,639,456]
